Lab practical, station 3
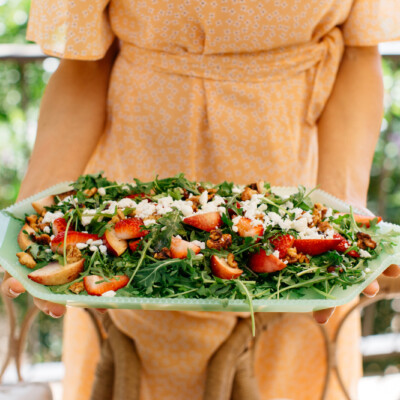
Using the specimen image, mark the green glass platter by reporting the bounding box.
[1,182,399,313]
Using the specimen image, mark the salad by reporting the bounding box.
[13,173,398,312]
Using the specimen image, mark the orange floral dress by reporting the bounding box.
[27,1,400,399]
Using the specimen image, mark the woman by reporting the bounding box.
[2,0,400,399]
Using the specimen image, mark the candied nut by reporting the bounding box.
[16,252,36,269]
[69,281,85,294]
[117,209,126,220]
[66,245,83,263]
[356,232,376,250]
[83,187,98,198]
[284,247,309,264]
[197,186,206,193]
[209,230,223,241]
[111,215,120,224]
[241,187,258,201]
[227,253,238,269]
[26,215,39,232]
[317,221,332,232]
[182,188,190,200]
[154,248,171,260]
[207,230,232,250]
[35,234,51,245]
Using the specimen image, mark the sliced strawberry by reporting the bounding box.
[52,217,68,235]
[249,249,287,273]
[336,213,382,227]
[236,217,264,238]
[293,238,342,256]
[270,234,295,258]
[129,239,142,252]
[170,236,201,259]
[51,231,99,254]
[183,212,222,232]
[84,275,129,296]
[333,234,360,258]
[103,229,128,256]
[210,255,243,280]
[126,193,146,199]
[114,217,149,239]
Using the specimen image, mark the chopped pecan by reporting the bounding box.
[66,245,83,263]
[83,187,97,198]
[310,203,328,227]
[117,209,126,220]
[241,187,258,201]
[69,281,85,294]
[35,234,51,245]
[154,248,172,260]
[356,232,376,250]
[26,215,39,232]
[256,180,265,194]
[227,253,238,269]
[16,252,36,269]
[284,247,309,264]
[182,188,190,199]
[317,221,332,233]
[207,230,232,250]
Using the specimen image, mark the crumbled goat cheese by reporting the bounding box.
[81,209,97,226]
[86,239,94,245]
[199,190,209,206]
[135,200,156,219]
[232,185,245,194]
[43,226,51,234]
[191,240,206,250]
[91,239,103,246]
[143,219,157,226]
[42,211,64,224]
[45,248,53,253]
[117,198,137,209]
[98,187,106,196]
[272,250,280,259]
[122,185,130,191]
[89,245,98,252]
[76,243,88,250]
[359,249,372,258]
[99,245,108,255]
[102,290,116,297]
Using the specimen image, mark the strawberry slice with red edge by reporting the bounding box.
[334,234,360,258]
[83,275,129,296]
[249,249,287,273]
[170,236,201,259]
[126,193,146,199]
[51,231,99,254]
[236,217,264,238]
[129,239,142,252]
[293,238,342,256]
[210,255,243,280]
[183,212,222,232]
[52,217,68,235]
[270,234,295,258]
[114,217,149,240]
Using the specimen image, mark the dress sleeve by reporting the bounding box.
[342,0,400,46]
[26,0,115,60]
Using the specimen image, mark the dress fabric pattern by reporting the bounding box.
[27,1,400,399]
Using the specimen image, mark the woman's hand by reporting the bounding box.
[1,41,118,318]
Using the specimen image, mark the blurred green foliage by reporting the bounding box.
[0,0,399,369]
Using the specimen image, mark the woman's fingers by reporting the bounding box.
[362,280,379,297]
[382,264,400,278]
[33,297,66,318]
[313,307,336,324]
[1,272,26,298]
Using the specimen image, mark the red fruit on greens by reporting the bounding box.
[249,249,287,273]
[114,217,149,240]
[210,255,243,280]
[183,212,222,232]
[84,275,129,296]
[270,234,295,258]
[52,217,68,235]
[170,237,201,259]
[293,238,342,256]
[51,231,99,254]
[236,217,264,238]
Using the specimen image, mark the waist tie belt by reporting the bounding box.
[120,27,344,125]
